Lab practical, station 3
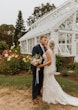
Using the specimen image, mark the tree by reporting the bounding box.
[14,10,26,45]
[27,3,56,26]
[0,24,15,46]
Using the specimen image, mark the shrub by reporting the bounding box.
[20,55,31,71]
[0,55,10,74]
[0,41,9,54]
[74,63,78,70]
[7,58,20,75]
[60,69,69,77]
[56,55,64,71]
[74,70,78,77]
[10,45,20,54]
[67,63,75,70]
[56,55,74,71]
[0,49,32,75]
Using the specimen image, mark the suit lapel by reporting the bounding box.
[38,44,44,55]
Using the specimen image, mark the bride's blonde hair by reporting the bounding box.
[48,39,55,50]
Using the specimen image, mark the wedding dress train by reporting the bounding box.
[42,49,78,106]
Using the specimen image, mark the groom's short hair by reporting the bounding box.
[40,35,47,40]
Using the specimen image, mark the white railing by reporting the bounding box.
[58,44,71,56]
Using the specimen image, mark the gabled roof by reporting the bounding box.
[19,0,78,41]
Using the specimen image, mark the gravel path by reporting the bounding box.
[0,88,78,110]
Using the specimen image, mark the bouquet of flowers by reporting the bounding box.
[31,54,42,66]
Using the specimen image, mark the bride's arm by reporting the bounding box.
[38,51,52,68]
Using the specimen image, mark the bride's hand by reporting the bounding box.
[37,64,43,68]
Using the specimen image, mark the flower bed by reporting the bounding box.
[0,49,32,75]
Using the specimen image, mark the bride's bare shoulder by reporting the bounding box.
[45,49,51,55]
[46,49,51,53]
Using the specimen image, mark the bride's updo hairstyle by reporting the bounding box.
[48,39,55,50]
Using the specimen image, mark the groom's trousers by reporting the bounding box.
[31,65,44,99]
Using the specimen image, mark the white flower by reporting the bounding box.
[9,56,12,59]
[7,58,11,61]
[7,56,12,61]
[22,58,26,62]
[10,45,15,50]
[22,58,25,61]
[15,54,18,58]
[4,54,8,57]
[31,54,42,66]
[11,54,14,57]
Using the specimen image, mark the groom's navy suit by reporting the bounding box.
[31,44,46,99]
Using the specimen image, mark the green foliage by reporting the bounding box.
[20,60,29,70]
[74,63,78,70]
[14,10,26,45]
[7,58,20,75]
[20,55,31,72]
[27,3,56,26]
[0,24,15,35]
[74,70,78,77]
[0,48,31,75]
[56,55,64,71]
[67,63,75,70]
[0,56,9,74]
[71,63,78,77]
[60,69,69,77]
[56,55,74,71]
[0,41,9,54]
[0,24,15,46]
[10,45,20,54]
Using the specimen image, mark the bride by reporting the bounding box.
[38,39,78,106]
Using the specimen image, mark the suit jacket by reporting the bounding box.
[32,44,43,57]
[31,44,44,70]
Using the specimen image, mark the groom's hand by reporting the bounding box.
[33,63,38,67]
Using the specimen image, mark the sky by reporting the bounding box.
[0,0,67,27]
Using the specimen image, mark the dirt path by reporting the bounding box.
[0,87,78,110]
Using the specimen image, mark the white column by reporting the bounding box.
[72,34,76,56]
[72,13,76,56]
[26,39,28,53]
[25,40,27,53]
[19,41,22,53]
[34,37,37,46]
[50,30,58,54]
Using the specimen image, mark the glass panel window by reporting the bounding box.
[76,42,78,55]
[37,37,40,43]
[59,33,66,43]
[58,33,72,55]
[67,34,72,44]
[28,38,34,53]
[76,35,78,39]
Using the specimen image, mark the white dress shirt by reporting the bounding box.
[40,43,45,53]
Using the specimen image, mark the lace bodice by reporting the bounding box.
[43,49,56,74]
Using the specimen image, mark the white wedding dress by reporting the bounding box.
[42,48,78,106]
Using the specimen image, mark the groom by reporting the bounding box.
[31,35,47,104]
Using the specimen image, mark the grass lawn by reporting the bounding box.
[0,74,78,96]
[0,74,32,89]
[56,77,78,96]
